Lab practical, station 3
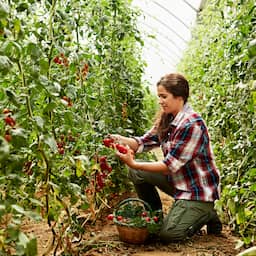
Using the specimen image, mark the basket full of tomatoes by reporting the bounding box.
[107,198,163,244]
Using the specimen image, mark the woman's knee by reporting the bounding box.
[128,168,141,183]
[159,226,188,243]
[128,167,151,184]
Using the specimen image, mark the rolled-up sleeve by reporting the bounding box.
[133,125,160,153]
[163,122,203,173]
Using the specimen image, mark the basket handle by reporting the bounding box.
[114,197,152,213]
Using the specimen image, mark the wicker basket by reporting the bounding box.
[113,198,152,244]
[116,225,149,244]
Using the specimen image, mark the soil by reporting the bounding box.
[22,190,243,256]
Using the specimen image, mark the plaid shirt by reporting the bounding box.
[135,104,220,202]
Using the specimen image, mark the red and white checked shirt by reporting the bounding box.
[134,104,220,202]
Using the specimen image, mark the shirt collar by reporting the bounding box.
[171,103,193,127]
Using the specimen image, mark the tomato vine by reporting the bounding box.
[178,0,256,247]
[0,0,155,254]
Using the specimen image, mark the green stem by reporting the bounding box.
[39,147,50,183]
[47,0,57,139]
[48,0,57,41]
[75,16,80,52]
[17,61,33,118]
[56,195,71,221]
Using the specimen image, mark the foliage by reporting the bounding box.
[178,0,256,246]
[0,0,153,254]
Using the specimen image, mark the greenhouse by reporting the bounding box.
[0,0,255,255]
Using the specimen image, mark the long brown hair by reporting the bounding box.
[155,73,190,141]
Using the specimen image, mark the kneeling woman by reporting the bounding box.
[111,73,222,242]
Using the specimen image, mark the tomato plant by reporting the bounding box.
[178,0,256,247]
[0,0,155,254]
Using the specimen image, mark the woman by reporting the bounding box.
[111,73,222,242]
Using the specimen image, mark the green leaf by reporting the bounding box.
[0,55,12,74]
[25,237,37,256]
[0,2,9,18]
[13,19,21,34]
[1,40,22,61]
[227,198,236,215]
[251,91,256,106]
[80,202,89,210]
[12,204,26,215]
[33,116,45,130]
[236,207,245,225]
[0,136,10,161]
[16,3,29,12]
[18,232,29,246]
[26,42,41,59]
[250,183,256,192]
[42,135,57,152]
[248,39,256,57]
[0,204,6,216]
[29,198,43,207]
[76,159,84,177]
[5,89,21,107]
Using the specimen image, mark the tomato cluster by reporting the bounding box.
[2,108,16,143]
[81,63,89,78]
[53,53,69,67]
[61,96,73,107]
[102,138,128,154]
[95,156,112,191]
[76,63,89,81]
[56,132,77,155]
[3,111,16,127]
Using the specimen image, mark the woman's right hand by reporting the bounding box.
[108,134,139,152]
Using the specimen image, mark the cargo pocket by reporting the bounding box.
[163,200,187,231]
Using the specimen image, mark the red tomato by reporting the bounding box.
[103,138,114,148]
[107,214,114,221]
[99,156,107,162]
[153,216,159,223]
[4,134,12,142]
[4,116,16,127]
[53,56,61,64]
[117,215,123,221]
[145,217,151,222]
[58,148,65,155]
[141,211,148,217]
[115,144,128,154]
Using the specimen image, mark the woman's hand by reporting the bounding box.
[108,134,139,152]
[115,145,136,168]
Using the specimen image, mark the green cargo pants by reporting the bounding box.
[128,167,219,242]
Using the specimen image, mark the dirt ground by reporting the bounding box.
[22,190,244,256]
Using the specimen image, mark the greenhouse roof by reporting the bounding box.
[132,0,203,89]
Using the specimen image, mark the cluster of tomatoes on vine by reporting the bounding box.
[86,137,128,194]
[56,132,78,155]
[53,52,89,81]
[2,108,34,175]
[85,154,113,194]
[96,155,113,192]
[2,108,16,142]
[102,137,128,154]
[53,53,69,67]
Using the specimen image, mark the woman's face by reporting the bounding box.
[157,85,183,116]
